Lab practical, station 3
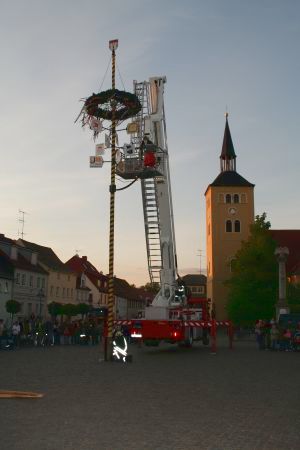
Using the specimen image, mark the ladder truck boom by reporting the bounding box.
[116,76,215,346]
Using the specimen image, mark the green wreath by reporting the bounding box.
[84,89,141,121]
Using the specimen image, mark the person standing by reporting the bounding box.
[255,320,265,350]
[12,321,21,347]
[270,323,279,350]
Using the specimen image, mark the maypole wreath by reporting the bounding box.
[81,88,142,138]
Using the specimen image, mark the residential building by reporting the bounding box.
[66,254,152,318]
[0,251,14,322]
[0,234,49,319]
[114,277,151,319]
[181,274,207,298]
[269,230,300,285]
[17,239,77,310]
[65,255,107,308]
[205,116,255,320]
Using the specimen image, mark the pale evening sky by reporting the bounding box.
[1,0,299,286]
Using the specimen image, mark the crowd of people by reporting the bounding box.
[254,319,300,351]
[0,316,104,349]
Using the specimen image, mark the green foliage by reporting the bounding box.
[61,303,79,318]
[140,282,160,294]
[6,299,21,316]
[48,302,63,317]
[77,303,90,318]
[226,213,278,325]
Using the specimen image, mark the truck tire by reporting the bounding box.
[202,329,210,346]
[185,328,193,347]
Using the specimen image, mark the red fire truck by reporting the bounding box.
[115,77,233,351]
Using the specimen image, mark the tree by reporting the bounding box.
[61,303,79,319]
[226,213,278,325]
[48,302,63,319]
[139,282,160,294]
[77,303,90,318]
[6,299,21,326]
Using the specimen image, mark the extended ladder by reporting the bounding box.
[132,81,162,285]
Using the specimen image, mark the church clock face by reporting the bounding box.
[229,207,236,215]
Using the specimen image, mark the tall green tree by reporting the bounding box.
[6,299,21,326]
[226,213,278,325]
[48,302,63,319]
[77,303,90,318]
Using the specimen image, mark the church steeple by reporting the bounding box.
[220,113,236,172]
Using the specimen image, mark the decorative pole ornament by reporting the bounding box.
[77,40,141,361]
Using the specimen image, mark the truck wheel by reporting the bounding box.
[202,329,210,346]
[185,329,193,347]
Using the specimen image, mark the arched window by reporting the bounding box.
[233,194,239,203]
[234,220,241,232]
[225,194,231,204]
[226,220,232,232]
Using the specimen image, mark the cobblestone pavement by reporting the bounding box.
[0,338,300,450]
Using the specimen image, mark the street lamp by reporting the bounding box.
[37,288,45,319]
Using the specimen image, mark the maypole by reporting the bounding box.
[106,39,118,360]
[77,39,141,361]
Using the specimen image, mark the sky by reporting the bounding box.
[1,0,300,286]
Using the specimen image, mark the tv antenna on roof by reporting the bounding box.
[18,209,28,239]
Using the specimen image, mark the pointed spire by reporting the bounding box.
[220,113,236,172]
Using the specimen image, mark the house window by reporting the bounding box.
[16,273,20,284]
[226,220,232,232]
[27,303,32,315]
[63,288,65,298]
[71,289,73,298]
[5,282,8,293]
[21,274,26,285]
[67,288,69,298]
[37,277,40,288]
[233,194,239,204]
[29,275,33,287]
[42,278,45,289]
[234,220,241,232]
[225,194,231,204]
[56,287,59,297]
[50,286,54,296]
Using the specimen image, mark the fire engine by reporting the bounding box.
[116,76,232,350]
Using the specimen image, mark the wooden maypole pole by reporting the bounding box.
[105,39,118,360]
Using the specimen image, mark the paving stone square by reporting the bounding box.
[0,338,300,450]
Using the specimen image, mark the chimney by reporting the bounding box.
[82,256,87,262]
[10,245,18,260]
[0,234,4,240]
[31,252,38,265]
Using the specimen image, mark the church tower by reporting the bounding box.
[205,115,255,320]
